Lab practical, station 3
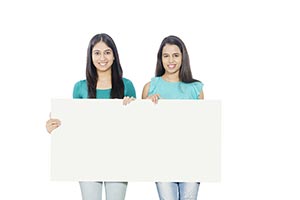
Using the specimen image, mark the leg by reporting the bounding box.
[79,181,103,200]
[105,182,127,200]
[156,182,179,200]
[178,182,200,200]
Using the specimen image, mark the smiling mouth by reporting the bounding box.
[99,62,107,66]
[168,64,176,69]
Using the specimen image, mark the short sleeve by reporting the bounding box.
[73,80,87,98]
[192,81,204,97]
[123,78,136,98]
[148,77,159,96]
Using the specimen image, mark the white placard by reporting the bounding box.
[51,99,221,182]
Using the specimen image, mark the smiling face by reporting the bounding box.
[92,41,114,73]
[162,44,182,76]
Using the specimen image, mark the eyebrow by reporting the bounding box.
[93,49,113,52]
[163,52,181,55]
[93,48,112,52]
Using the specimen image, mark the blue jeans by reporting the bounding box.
[156,182,200,200]
[79,181,127,200]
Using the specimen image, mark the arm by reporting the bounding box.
[123,78,136,105]
[198,90,204,99]
[142,82,150,99]
[142,82,160,104]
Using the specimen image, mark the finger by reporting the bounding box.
[123,96,130,105]
[127,97,135,104]
[54,120,61,126]
[47,122,60,134]
[51,121,60,126]
[154,95,159,104]
[151,97,155,103]
[156,94,160,103]
[46,119,52,127]
[123,96,128,105]
[151,96,156,103]
[47,119,61,127]
[154,96,158,104]
[130,97,135,102]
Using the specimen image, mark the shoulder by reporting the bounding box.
[150,76,161,83]
[192,81,204,89]
[122,77,136,97]
[148,76,161,88]
[73,80,87,89]
[73,80,88,98]
[189,81,204,95]
[122,77,135,90]
[143,81,151,90]
[122,77,134,85]
[142,77,160,99]
[181,80,203,95]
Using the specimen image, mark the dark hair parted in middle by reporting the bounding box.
[86,33,124,98]
[155,35,200,83]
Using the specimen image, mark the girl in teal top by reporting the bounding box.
[148,76,203,99]
[142,35,203,200]
[46,33,135,200]
[73,78,135,99]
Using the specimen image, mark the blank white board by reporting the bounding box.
[51,99,221,182]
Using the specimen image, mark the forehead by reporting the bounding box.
[162,44,181,53]
[93,41,111,50]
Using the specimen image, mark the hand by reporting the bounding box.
[123,96,135,105]
[46,116,61,134]
[147,94,160,104]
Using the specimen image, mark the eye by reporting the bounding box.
[104,50,112,55]
[163,54,169,58]
[174,53,180,58]
[93,51,100,56]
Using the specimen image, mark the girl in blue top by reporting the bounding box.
[142,35,204,200]
[46,33,136,200]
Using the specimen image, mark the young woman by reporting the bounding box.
[142,35,204,200]
[46,33,136,200]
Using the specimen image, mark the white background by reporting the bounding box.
[0,0,299,199]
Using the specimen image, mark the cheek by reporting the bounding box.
[162,61,168,68]
[108,58,114,64]
[177,58,182,65]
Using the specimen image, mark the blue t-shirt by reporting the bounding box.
[73,78,136,99]
[148,77,203,99]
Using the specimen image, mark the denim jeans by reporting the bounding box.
[156,182,200,200]
[79,181,127,200]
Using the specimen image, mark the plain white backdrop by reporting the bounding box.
[0,0,299,199]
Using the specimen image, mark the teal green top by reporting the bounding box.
[73,78,136,99]
[148,77,203,99]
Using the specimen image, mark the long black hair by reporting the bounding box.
[155,35,200,83]
[86,33,124,98]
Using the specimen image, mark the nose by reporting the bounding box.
[169,56,174,63]
[99,53,106,61]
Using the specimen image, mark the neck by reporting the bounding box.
[97,70,112,89]
[97,69,111,81]
[162,72,180,82]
